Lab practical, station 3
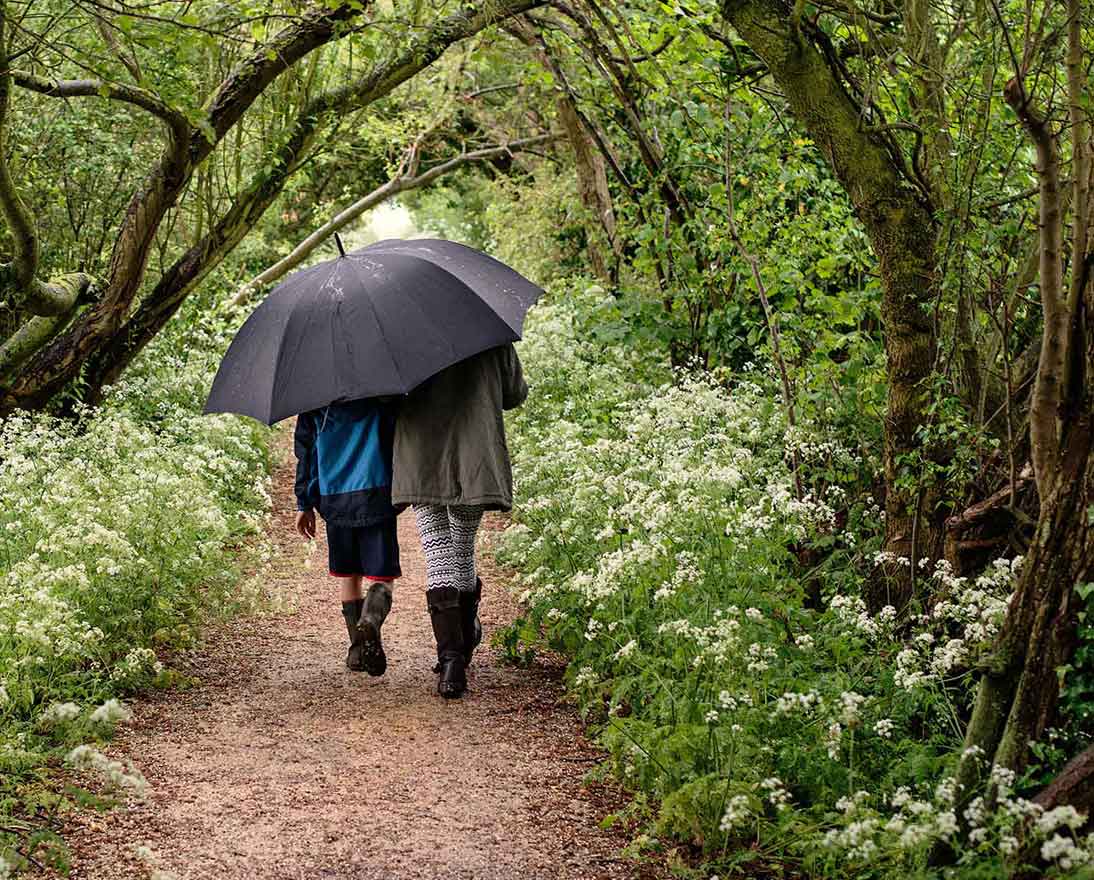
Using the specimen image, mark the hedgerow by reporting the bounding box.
[0,320,271,874]
[498,283,1094,879]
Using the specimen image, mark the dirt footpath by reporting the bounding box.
[49,433,664,880]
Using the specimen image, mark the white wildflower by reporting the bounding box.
[719,794,751,832]
[89,698,132,725]
[1037,805,1086,834]
[41,701,81,724]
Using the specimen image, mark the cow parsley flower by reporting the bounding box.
[67,745,148,797]
[573,666,598,688]
[826,722,843,759]
[761,777,790,810]
[719,794,751,832]
[41,701,81,724]
[1037,805,1086,834]
[89,698,132,725]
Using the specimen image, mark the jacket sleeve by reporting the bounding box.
[293,412,319,512]
[500,343,528,411]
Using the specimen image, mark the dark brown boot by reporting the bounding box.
[432,578,483,673]
[427,586,466,699]
[460,577,483,665]
[341,599,367,671]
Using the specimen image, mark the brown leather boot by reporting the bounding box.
[427,586,466,699]
[432,577,483,673]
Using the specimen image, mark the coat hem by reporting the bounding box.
[320,513,400,528]
[391,493,512,513]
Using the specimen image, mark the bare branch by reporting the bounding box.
[234,133,559,303]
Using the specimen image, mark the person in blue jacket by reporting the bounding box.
[293,398,400,675]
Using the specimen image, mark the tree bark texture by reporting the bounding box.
[721,0,944,611]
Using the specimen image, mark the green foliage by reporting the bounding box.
[420,163,594,286]
[496,285,1090,878]
[1060,583,1094,732]
[0,305,272,873]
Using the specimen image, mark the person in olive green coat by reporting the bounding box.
[391,343,527,698]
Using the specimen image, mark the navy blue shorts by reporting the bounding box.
[326,520,401,580]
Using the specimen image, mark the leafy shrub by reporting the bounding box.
[0,321,271,872]
[498,283,1094,878]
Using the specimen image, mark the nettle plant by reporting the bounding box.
[497,285,1070,876]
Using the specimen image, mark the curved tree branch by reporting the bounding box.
[234,132,559,304]
[12,71,189,138]
[0,1,377,406]
[50,0,547,409]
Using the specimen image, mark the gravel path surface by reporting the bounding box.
[46,432,663,880]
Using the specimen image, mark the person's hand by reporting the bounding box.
[295,509,316,539]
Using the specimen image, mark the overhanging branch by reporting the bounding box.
[12,71,190,139]
[54,0,549,407]
[233,133,559,304]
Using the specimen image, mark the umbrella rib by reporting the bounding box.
[360,244,531,332]
[343,258,411,389]
[349,251,515,350]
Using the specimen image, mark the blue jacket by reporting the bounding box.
[293,399,397,527]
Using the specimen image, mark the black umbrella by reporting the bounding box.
[204,237,543,425]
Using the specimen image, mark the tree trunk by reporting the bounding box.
[556,97,620,283]
[720,0,945,611]
[951,419,1092,815]
[869,211,947,611]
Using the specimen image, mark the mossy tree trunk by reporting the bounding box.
[720,0,946,611]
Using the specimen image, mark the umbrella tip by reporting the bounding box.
[334,232,346,257]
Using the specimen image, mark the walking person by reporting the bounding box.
[206,237,542,689]
[294,398,400,675]
[392,343,528,699]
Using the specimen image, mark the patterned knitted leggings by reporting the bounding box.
[413,504,485,592]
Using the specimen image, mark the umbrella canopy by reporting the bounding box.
[204,238,543,425]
